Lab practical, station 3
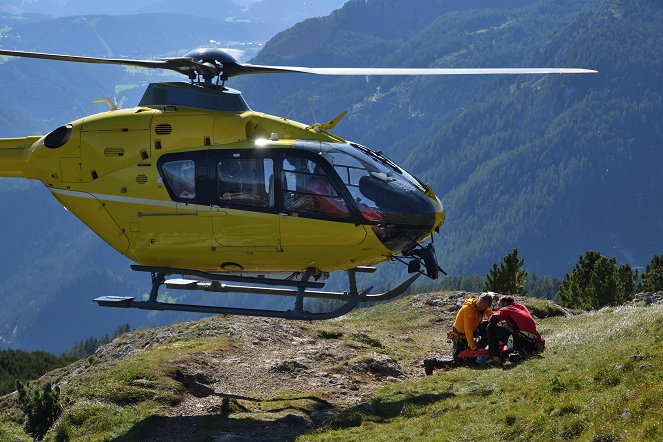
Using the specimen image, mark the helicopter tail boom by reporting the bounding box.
[0,136,39,178]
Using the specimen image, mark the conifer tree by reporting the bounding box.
[559,251,630,310]
[16,381,63,441]
[483,249,528,295]
[640,254,663,292]
[617,263,637,301]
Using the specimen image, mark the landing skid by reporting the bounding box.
[94,265,420,320]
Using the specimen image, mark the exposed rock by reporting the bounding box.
[270,360,308,373]
[350,353,404,378]
[310,410,336,425]
[630,292,663,305]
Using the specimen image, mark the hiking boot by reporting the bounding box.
[423,359,435,376]
[475,354,490,367]
[508,351,524,363]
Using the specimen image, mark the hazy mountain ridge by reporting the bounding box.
[0,0,348,30]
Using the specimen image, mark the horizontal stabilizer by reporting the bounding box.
[0,136,40,178]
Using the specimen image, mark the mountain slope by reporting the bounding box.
[237,0,661,276]
[0,293,660,441]
[404,0,663,274]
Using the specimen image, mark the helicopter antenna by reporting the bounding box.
[308,95,319,125]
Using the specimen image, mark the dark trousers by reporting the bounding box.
[487,322,537,357]
[453,321,488,360]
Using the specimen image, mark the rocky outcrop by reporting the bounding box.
[630,292,663,305]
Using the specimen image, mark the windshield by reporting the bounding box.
[294,142,435,228]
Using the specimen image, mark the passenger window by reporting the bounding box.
[217,157,274,208]
[162,160,196,200]
[282,155,350,218]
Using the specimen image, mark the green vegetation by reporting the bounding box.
[16,381,63,441]
[299,305,663,441]
[0,292,659,441]
[640,254,663,292]
[484,249,528,296]
[416,272,562,300]
[559,251,635,310]
[61,323,131,360]
[60,336,229,441]
[0,351,73,396]
[0,324,132,396]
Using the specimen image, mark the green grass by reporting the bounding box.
[299,304,663,442]
[2,295,661,441]
[0,420,31,442]
[0,335,231,441]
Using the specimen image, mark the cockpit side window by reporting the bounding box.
[217,156,274,208]
[162,160,196,200]
[282,154,351,219]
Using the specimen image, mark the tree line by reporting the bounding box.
[0,323,130,396]
[483,249,663,310]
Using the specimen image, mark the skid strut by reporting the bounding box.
[94,265,420,320]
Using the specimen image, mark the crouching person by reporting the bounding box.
[487,296,545,366]
[451,293,494,358]
[424,293,494,375]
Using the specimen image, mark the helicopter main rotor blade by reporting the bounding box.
[227,64,598,77]
[0,48,597,83]
[0,49,211,77]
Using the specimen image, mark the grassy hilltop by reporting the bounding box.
[0,293,661,441]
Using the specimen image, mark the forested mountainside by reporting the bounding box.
[239,0,662,276]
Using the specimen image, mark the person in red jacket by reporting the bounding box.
[487,296,545,365]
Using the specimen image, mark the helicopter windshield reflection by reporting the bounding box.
[217,157,273,207]
[162,160,196,199]
[282,155,350,218]
[297,143,435,227]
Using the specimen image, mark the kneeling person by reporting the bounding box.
[487,296,545,365]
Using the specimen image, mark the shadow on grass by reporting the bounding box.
[321,392,456,431]
[371,392,456,418]
[111,413,311,442]
[110,391,334,442]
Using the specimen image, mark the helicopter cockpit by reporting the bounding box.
[157,141,441,257]
[293,141,440,251]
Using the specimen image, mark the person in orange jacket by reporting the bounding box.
[424,293,494,375]
[451,293,494,355]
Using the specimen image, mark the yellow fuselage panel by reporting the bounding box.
[48,183,390,272]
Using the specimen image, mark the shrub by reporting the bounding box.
[16,380,63,441]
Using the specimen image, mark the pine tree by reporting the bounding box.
[16,381,63,441]
[640,254,663,292]
[559,251,631,310]
[483,249,528,295]
[617,264,636,302]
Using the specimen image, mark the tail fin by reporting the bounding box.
[0,136,41,178]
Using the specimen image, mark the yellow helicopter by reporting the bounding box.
[0,48,596,319]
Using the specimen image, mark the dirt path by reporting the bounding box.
[136,315,450,441]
